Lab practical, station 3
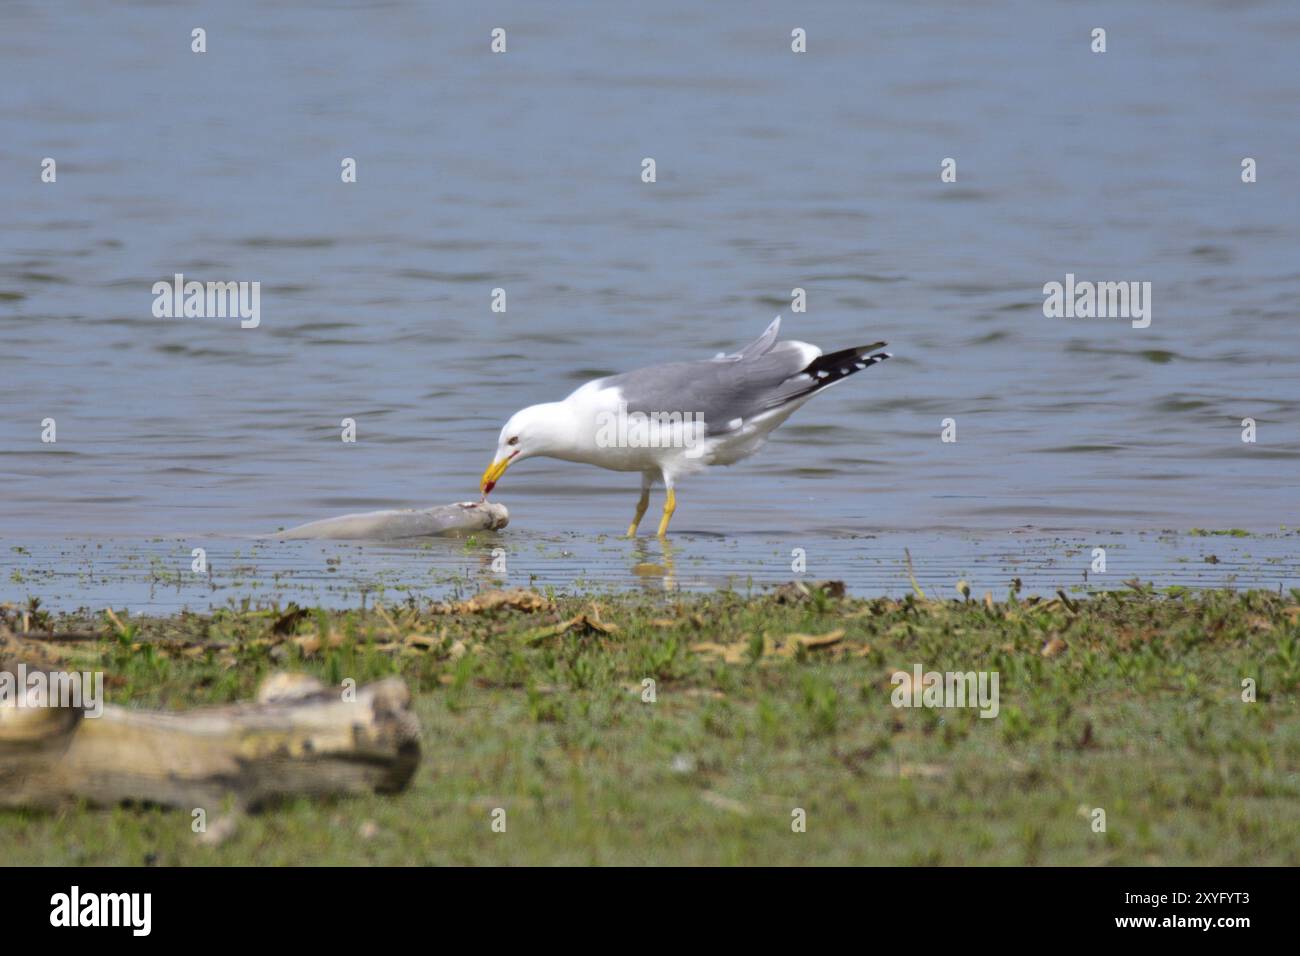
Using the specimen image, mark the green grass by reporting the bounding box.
[3,585,1299,865]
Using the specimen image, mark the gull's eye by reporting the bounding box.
[507,436,519,446]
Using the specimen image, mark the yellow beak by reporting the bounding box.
[480,455,512,494]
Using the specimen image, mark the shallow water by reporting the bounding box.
[1,2,1297,607]
[2,529,1295,614]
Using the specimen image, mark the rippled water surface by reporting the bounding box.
[1,2,1297,607]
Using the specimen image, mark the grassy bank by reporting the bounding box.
[2,583,1299,865]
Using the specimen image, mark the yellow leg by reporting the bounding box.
[626,487,651,537]
[656,487,676,537]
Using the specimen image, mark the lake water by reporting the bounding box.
[1,2,1297,609]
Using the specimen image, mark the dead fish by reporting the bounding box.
[269,501,508,541]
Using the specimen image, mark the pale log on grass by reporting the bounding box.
[0,672,420,811]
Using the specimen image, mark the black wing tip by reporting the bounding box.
[761,344,893,411]
[797,345,893,387]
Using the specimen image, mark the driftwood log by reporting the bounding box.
[0,671,421,811]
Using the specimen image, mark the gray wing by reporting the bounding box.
[715,315,781,361]
[603,340,816,437]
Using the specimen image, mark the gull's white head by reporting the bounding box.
[480,402,573,495]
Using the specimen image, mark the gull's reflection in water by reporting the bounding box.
[630,537,676,591]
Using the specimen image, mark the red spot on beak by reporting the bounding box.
[480,450,518,498]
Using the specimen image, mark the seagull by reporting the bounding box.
[480,317,891,536]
